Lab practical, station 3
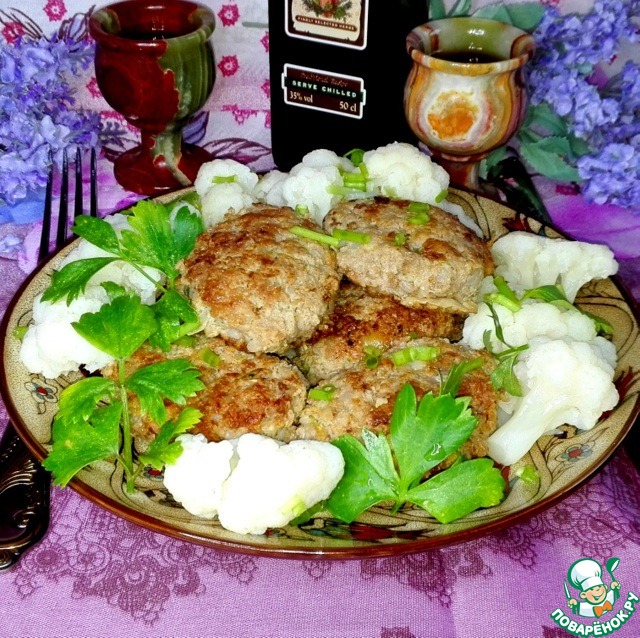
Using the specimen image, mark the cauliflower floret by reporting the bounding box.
[299,148,354,172]
[58,214,164,305]
[436,199,483,237]
[162,434,235,519]
[362,142,449,204]
[492,232,618,302]
[194,159,259,199]
[253,169,288,206]
[19,288,114,378]
[280,164,344,225]
[200,182,255,228]
[217,434,344,535]
[487,337,619,466]
[461,300,597,351]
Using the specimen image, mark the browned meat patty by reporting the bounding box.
[104,337,308,444]
[296,338,497,461]
[323,197,493,313]
[297,281,464,383]
[179,204,341,354]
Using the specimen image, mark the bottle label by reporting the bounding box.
[282,64,366,118]
[285,0,368,49]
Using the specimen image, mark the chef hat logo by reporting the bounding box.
[568,558,604,592]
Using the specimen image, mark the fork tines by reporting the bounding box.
[38,147,98,264]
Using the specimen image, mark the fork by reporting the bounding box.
[0,147,97,570]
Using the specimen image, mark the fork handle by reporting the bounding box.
[0,425,51,570]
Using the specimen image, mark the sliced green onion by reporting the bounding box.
[389,345,439,366]
[290,226,340,247]
[363,344,382,369]
[484,292,521,313]
[440,357,484,397]
[342,173,368,191]
[382,186,398,198]
[344,148,365,166]
[200,348,220,367]
[516,465,539,485]
[435,189,448,203]
[359,162,369,178]
[407,201,431,213]
[394,233,406,246]
[308,384,336,401]
[327,185,364,197]
[408,211,430,225]
[212,175,236,184]
[332,228,371,244]
[295,204,309,216]
[12,325,28,340]
[174,335,197,348]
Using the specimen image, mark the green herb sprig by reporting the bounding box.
[42,285,205,492]
[327,382,505,524]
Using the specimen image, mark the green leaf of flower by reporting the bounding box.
[43,402,123,486]
[519,137,582,182]
[138,407,203,470]
[406,458,506,523]
[41,257,118,304]
[72,292,158,360]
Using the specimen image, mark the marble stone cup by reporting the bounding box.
[404,17,535,193]
[90,0,215,195]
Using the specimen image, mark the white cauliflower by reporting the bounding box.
[298,148,354,172]
[492,232,618,302]
[362,142,449,205]
[487,337,619,467]
[194,159,259,199]
[58,213,164,305]
[253,169,288,206]
[280,164,344,225]
[19,287,114,378]
[217,434,344,535]
[163,433,345,535]
[200,182,255,228]
[194,159,258,228]
[461,299,597,352]
[436,199,483,237]
[162,434,235,519]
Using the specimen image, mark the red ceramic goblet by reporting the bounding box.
[90,0,216,195]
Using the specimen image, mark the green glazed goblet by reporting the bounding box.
[90,0,216,195]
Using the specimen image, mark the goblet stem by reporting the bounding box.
[437,158,481,193]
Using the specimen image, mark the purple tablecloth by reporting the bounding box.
[1,1,640,636]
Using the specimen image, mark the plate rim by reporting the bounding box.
[2,188,639,559]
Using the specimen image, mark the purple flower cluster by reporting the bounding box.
[0,37,100,205]
[528,0,640,209]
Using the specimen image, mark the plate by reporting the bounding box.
[2,189,639,559]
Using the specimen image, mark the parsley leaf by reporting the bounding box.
[72,291,158,359]
[55,376,116,428]
[138,407,203,470]
[149,289,200,352]
[43,402,123,486]
[42,257,118,304]
[406,458,506,523]
[327,383,505,524]
[126,359,205,426]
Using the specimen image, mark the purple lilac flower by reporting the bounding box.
[525,0,640,209]
[0,36,100,205]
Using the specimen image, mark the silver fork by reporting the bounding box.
[0,147,97,570]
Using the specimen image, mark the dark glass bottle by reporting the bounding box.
[269,1,429,171]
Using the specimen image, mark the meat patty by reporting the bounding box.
[297,281,464,383]
[296,338,498,461]
[104,337,308,445]
[323,197,493,313]
[179,204,341,354]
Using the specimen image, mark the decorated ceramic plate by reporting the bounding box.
[1,189,639,559]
